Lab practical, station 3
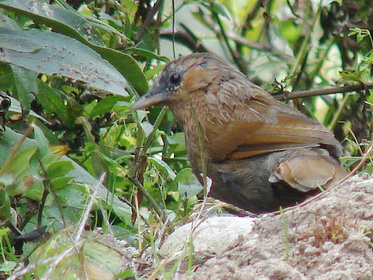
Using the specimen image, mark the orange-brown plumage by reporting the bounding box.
[132,53,347,214]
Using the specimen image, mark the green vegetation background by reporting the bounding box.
[0,0,371,278]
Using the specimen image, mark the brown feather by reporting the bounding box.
[131,53,347,213]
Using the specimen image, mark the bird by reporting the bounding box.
[131,53,347,214]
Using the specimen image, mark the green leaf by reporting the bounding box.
[0,27,128,96]
[32,124,51,156]
[173,168,203,199]
[10,65,37,111]
[148,157,177,180]
[0,227,10,237]
[91,96,127,118]
[0,0,104,46]
[0,127,132,222]
[279,19,302,45]
[0,187,11,220]
[55,183,88,207]
[205,2,231,20]
[348,28,370,43]
[0,146,38,196]
[47,161,74,178]
[0,1,148,94]
[29,229,127,279]
[115,268,134,278]
[0,261,17,273]
[37,81,81,128]
[144,64,166,79]
[0,128,34,164]
[339,69,364,82]
[65,156,132,223]
[126,47,169,62]
[92,46,148,94]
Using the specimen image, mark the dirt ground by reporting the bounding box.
[137,174,373,280]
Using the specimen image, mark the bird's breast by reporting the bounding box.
[169,95,233,169]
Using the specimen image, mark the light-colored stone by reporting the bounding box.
[159,216,257,258]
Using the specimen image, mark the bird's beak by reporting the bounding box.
[131,89,169,110]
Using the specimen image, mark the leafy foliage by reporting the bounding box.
[0,0,371,278]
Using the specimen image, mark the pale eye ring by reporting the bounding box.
[169,73,181,85]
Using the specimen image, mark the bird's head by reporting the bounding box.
[131,53,239,111]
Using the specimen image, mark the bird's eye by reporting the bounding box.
[169,73,181,85]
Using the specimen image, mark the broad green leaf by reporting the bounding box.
[55,183,89,207]
[64,156,132,223]
[0,0,104,46]
[29,229,127,279]
[0,1,148,94]
[91,95,127,118]
[173,168,203,199]
[148,157,177,180]
[32,124,50,157]
[0,27,128,96]
[339,69,364,83]
[0,146,38,196]
[92,46,148,94]
[47,161,74,178]
[10,65,37,111]
[51,176,74,190]
[0,146,38,176]
[0,128,36,163]
[37,81,81,128]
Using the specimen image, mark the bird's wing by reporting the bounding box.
[268,149,347,192]
[204,86,341,161]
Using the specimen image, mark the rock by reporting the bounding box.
[159,216,256,259]
[182,175,373,280]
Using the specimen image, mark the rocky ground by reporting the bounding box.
[139,174,373,279]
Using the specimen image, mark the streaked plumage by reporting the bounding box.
[132,53,347,214]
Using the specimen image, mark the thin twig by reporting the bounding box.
[142,107,167,151]
[130,108,167,222]
[274,83,373,100]
[160,25,209,53]
[134,0,164,43]
[199,12,294,62]
[130,177,166,223]
[240,0,266,35]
